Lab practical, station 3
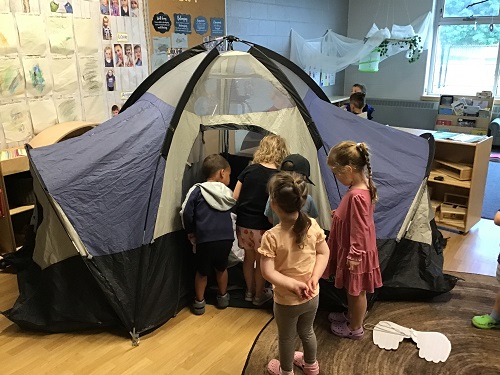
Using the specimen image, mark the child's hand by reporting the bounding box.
[287,279,309,299]
[331,209,336,218]
[305,277,319,298]
[347,259,360,271]
[187,233,196,245]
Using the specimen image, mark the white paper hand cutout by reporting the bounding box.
[371,321,451,363]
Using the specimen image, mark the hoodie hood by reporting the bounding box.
[197,182,236,211]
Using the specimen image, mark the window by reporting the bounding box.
[427,0,500,95]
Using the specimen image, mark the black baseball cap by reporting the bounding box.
[281,154,315,185]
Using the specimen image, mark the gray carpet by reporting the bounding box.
[242,272,500,375]
[482,161,500,220]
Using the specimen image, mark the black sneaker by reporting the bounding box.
[193,298,205,315]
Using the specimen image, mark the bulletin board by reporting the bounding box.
[0,0,149,150]
[147,0,225,72]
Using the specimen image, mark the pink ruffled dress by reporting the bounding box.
[325,188,382,296]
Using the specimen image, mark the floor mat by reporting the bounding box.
[482,161,500,220]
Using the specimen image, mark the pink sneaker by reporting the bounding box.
[293,351,319,375]
[330,321,364,340]
[327,311,348,323]
[267,359,294,375]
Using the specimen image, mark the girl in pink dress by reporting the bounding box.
[325,140,382,340]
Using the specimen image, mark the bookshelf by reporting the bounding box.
[428,136,492,233]
[0,121,97,254]
[435,93,493,135]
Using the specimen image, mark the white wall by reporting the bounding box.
[345,0,434,100]
[226,0,349,96]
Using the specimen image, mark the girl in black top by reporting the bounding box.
[233,134,289,306]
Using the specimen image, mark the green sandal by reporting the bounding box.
[471,314,500,329]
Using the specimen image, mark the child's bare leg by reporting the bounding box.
[254,252,266,298]
[215,269,228,296]
[243,248,255,294]
[194,272,207,302]
[347,291,367,331]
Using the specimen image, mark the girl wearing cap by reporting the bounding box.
[264,154,319,226]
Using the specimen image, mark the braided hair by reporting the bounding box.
[268,171,311,246]
[327,140,378,203]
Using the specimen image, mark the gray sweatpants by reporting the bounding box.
[273,295,319,372]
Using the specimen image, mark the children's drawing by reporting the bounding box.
[74,18,98,56]
[9,0,41,13]
[16,13,47,55]
[0,14,18,55]
[81,57,102,94]
[23,58,52,97]
[0,102,33,147]
[83,95,107,123]
[47,16,75,55]
[29,99,58,134]
[0,59,25,98]
[56,97,82,122]
[49,0,73,13]
[51,56,78,94]
[0,0,9,13]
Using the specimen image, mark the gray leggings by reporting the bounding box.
[273,295,319,372]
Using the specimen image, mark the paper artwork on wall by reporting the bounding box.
[0,14,19,56]
[56,96,82,123]
[16,13,47,56]
[80,56,103,95]
[22,57,53,97]
[9,0,41,14]
[0,0,9,13]
[29,98,58,134]
[0,58,25,99]
[51,56,79,94]
[171,32,188,48]
[74,18,99,56]
[47,16,75,55]
[82,95,108,123]
[0,102,33,145]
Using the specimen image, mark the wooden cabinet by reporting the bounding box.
[0,149,31,253]
[0,121,97,254]
[428,136,493,233]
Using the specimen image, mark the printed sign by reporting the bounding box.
[174,13,192,34]
[210,17,224,36]
[152,12,171,34]
[116,33,128,42]
[193,16,208,35]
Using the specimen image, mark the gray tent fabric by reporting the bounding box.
[29,93,172,257]
[304,90,429,239]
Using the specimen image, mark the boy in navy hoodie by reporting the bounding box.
[181,154,236,315]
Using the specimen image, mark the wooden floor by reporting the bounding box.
[0,219,498,374]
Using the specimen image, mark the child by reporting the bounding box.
[104,46,114,67]
[181,154,236,315]
[471,209,500,329]
[345,83,375,120]
[134,45,142,66]
[264,154,319,226]
[100,0,109,15]
[106,69,115,91]
[259,172,329,375]
[124,44,134,67]
[102,16,112,40]
[110,0,119,16]
[120,0,129,16]
[325,141,383,339]
[111,104,120,116]
[234,134,289,306]
[130,0,139,17]
[348,92,368,119]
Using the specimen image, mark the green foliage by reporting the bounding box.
[376,35,423,63]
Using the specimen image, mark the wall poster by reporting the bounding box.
[148,0,225,72]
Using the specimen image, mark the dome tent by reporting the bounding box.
[4,36,455,343]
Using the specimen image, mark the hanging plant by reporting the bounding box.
[376,35,423,63]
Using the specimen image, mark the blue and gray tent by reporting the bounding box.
[4,36,456,342]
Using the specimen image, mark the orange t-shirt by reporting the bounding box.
[258,218,326,305]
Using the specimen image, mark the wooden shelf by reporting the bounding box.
[429,171,471,189]
[9,205,35,216]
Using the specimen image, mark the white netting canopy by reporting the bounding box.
[289,12,433,74]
